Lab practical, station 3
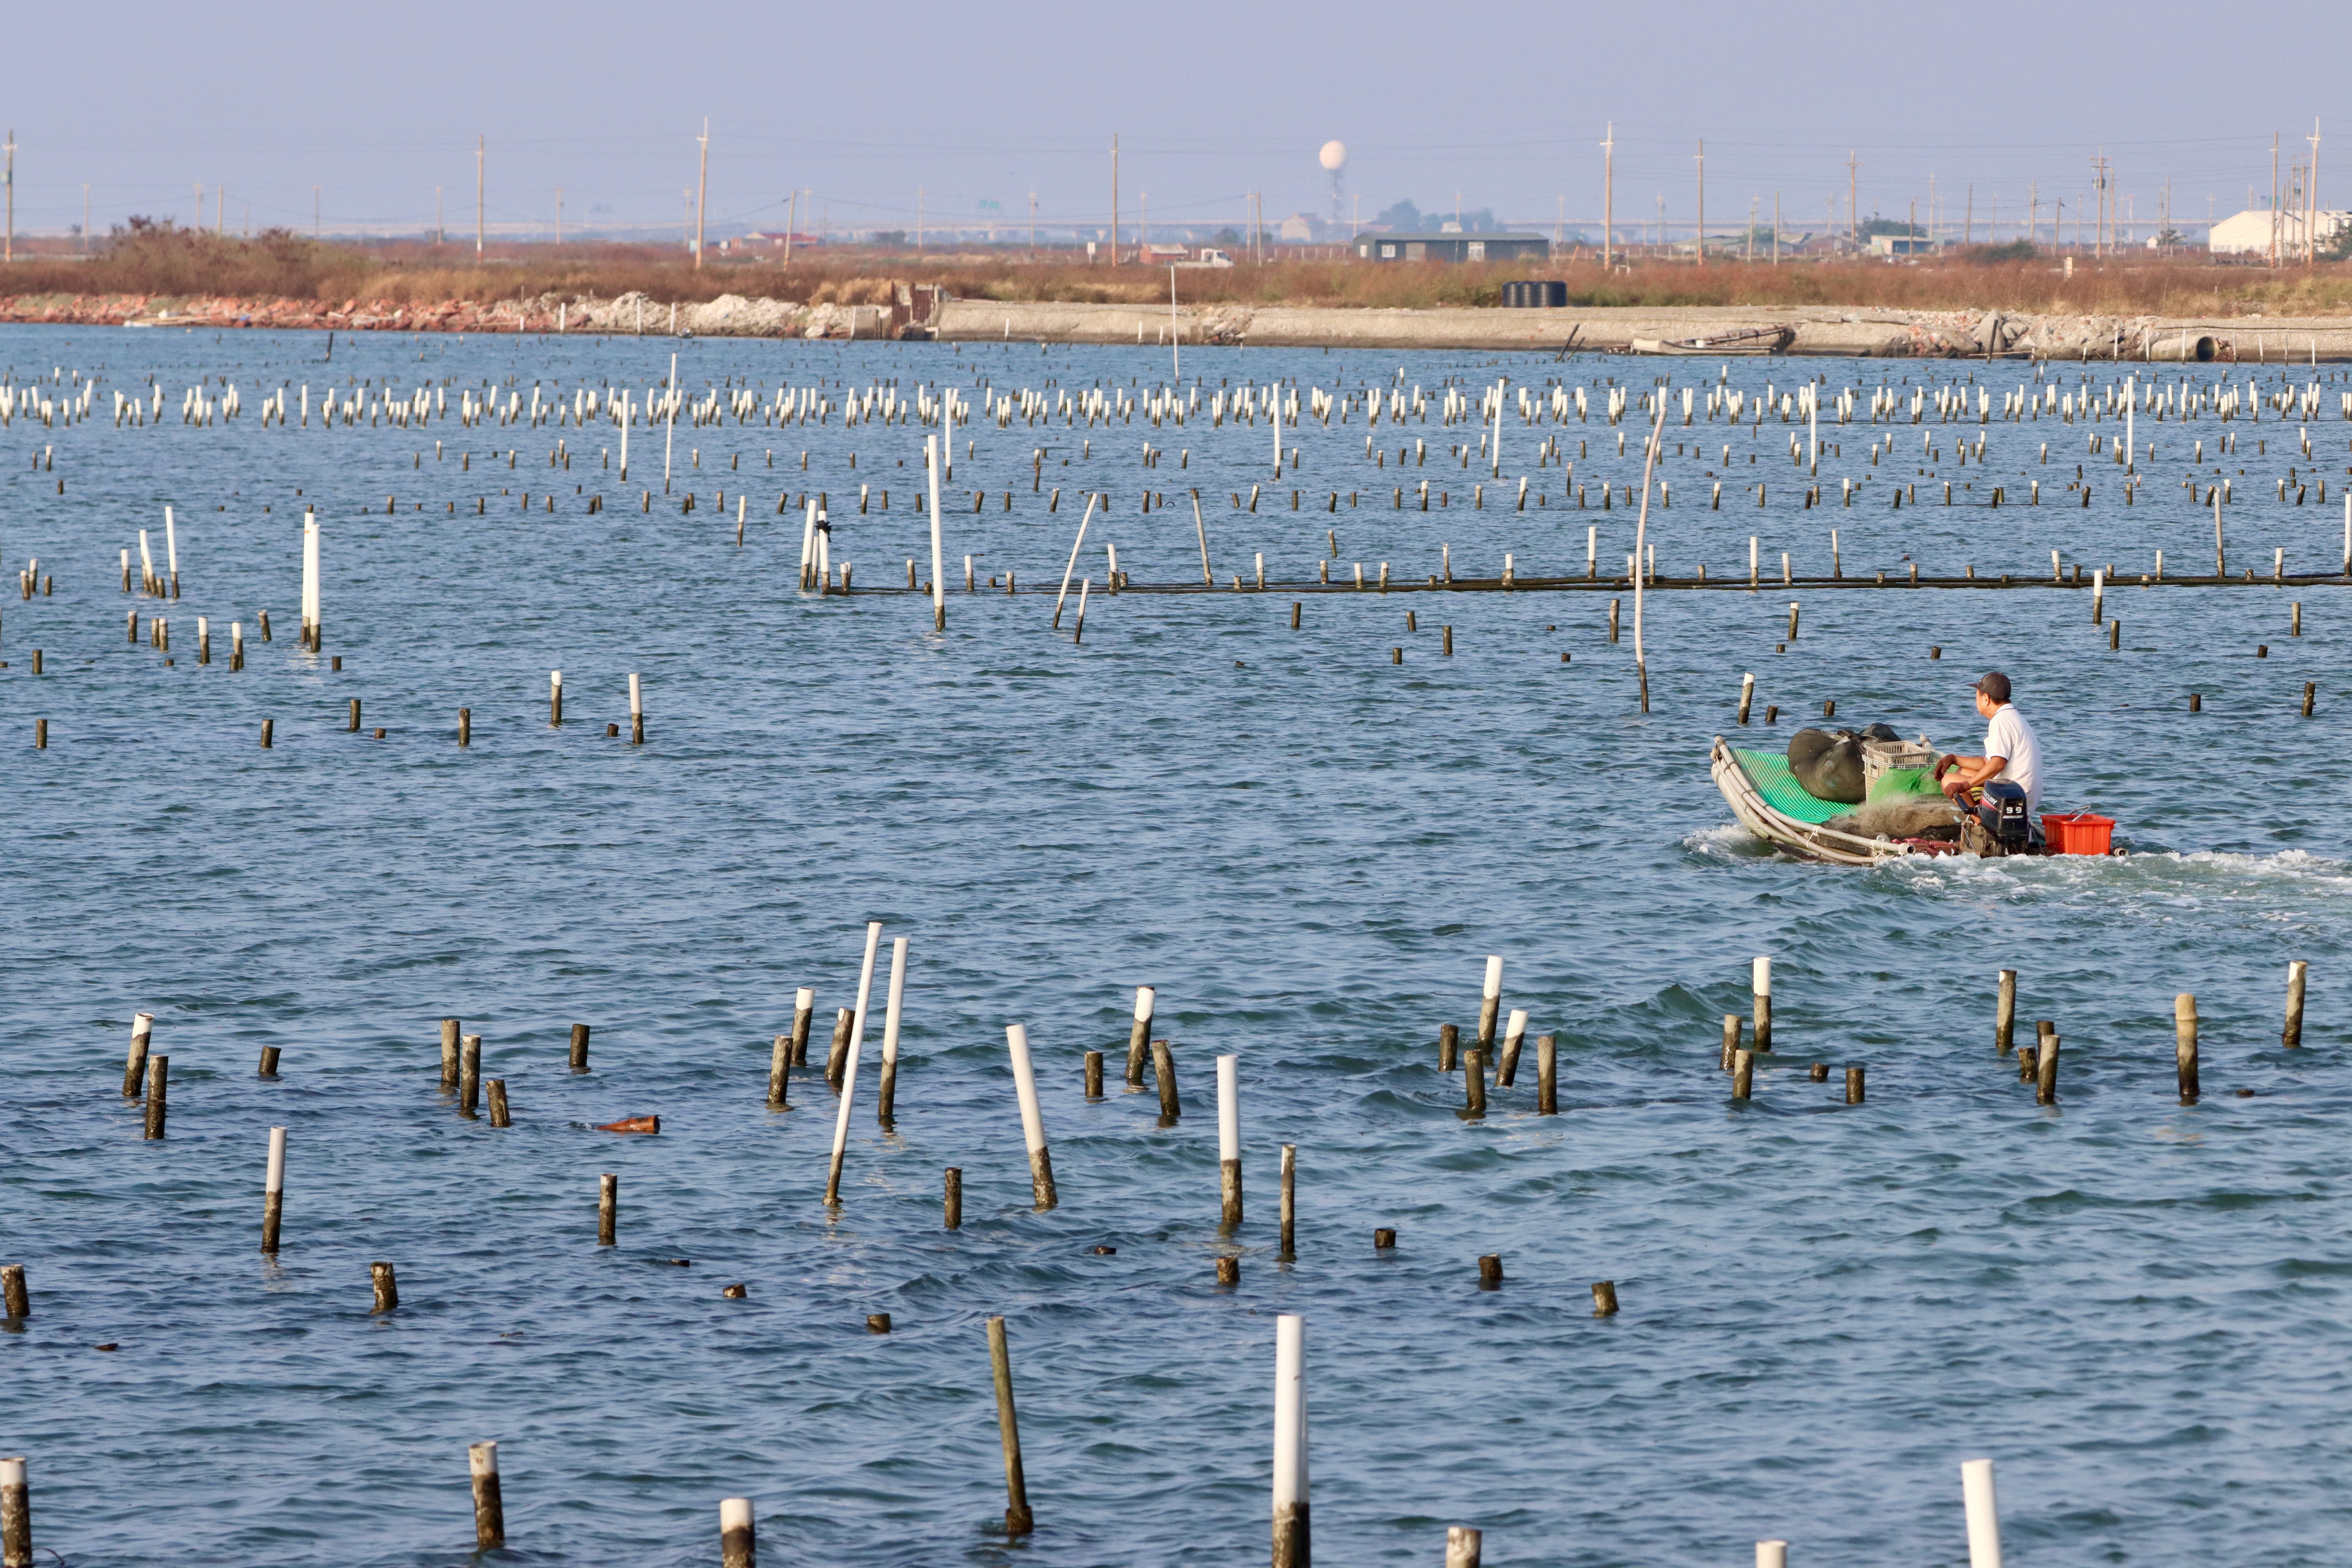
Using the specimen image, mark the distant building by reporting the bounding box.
[1867,235,1935,258]
[1355,231,1549,263]
[2209,207,2349,257]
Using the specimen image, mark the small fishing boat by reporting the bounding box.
[1628,324,1794,356]
[1711,737,2119,862]
[1711,736,1925,863]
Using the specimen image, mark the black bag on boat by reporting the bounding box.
[1787,728,1867,804]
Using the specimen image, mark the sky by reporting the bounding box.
[1,0,2343,244]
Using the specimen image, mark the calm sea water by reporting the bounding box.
[5,325,2351,1568]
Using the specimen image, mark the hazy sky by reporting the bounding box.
[4,0,2342,241]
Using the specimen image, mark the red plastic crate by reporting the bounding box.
[2042,812,2115,856]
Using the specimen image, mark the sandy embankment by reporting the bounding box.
[4,287,2348,360]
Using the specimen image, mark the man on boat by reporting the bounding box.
[1935,671,2042,815]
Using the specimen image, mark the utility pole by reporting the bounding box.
[1847,150,1859,250]
[2272,133,2281,267]
[2029,181,2038,247]
[1773,191,1781,266]
[784,190,796,265]
[555,187,563,245]
[476,136,485,257]
[1600,122,1614,268]
[1693,139,1704,265]
[1927,173,1935,248]
[694,119,709,269]
[1029,189,1036,254]
[1109,134,1119,266]
[2,128,14,264]
[2308,118,2323,263]
[1746,195,1755,262]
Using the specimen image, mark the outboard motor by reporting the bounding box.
[1979,781,2030,848]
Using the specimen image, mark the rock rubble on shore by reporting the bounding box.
[2,287,2345,358]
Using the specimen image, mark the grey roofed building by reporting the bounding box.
[1354,231,1550,263]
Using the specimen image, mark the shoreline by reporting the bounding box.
[4,288,2351,360]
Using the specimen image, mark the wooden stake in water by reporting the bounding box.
[0,1457,28,1568]
[876,936,909,1122]
[1476,955,1503,1056]
[987,1316,1034,1535]
[1125,985,1156,1086]
[2176,994,2200,1102]
[1152,1038,1181,1118]
[927,434,946,630]
[570,1023,591,1073]
[629,673,644,745]
[1720,1014,1741,1072]
[1537,1034,1558,1114]
[1961,1458,2002,1568]
[144,1056,168,1139]
[944,1167,963,1229]
[1995,970,2017,1055]
[1,1268,25,1321]
[468,1442,505,1550]
[1279,1144,1297,1258]
[370,1261,398,1313]
[1631,402,1665,711]
[262,1127,286,1253]
[1272,1313,1310,1568]
[789,987,814,1066]
[1497,1008,1528,1087]
[123,1012,154,1098]
[824,1007,854,1088]
[1053,493,1097,628]
[2035,1034,2060,1105]
[1218,1054,1243,1225]
[1445,1526,1482,1568]
[1006,1023,1058,1207]
[459,1034,483,1119]
[300,509,321,649]
[824,921,885,1206]
[767,1035,792,1110]
[1753,956,1773,1052]
[2283,960,2308,1048]
[720,1498,756,1568]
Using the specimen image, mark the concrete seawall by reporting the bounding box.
[6,288,2350,360]
[934,298,2352,361]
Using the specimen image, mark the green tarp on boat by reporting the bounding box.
[1729,751,1941,826]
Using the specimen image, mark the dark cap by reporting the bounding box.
[1975,671,2012,704]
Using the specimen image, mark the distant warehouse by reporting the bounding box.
[1355,231,1550,263]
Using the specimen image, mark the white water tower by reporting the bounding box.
[1319,140,1347,222]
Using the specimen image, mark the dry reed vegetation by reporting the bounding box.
[7,222,2352,319]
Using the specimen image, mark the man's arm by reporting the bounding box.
[1937,753,2009,798]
